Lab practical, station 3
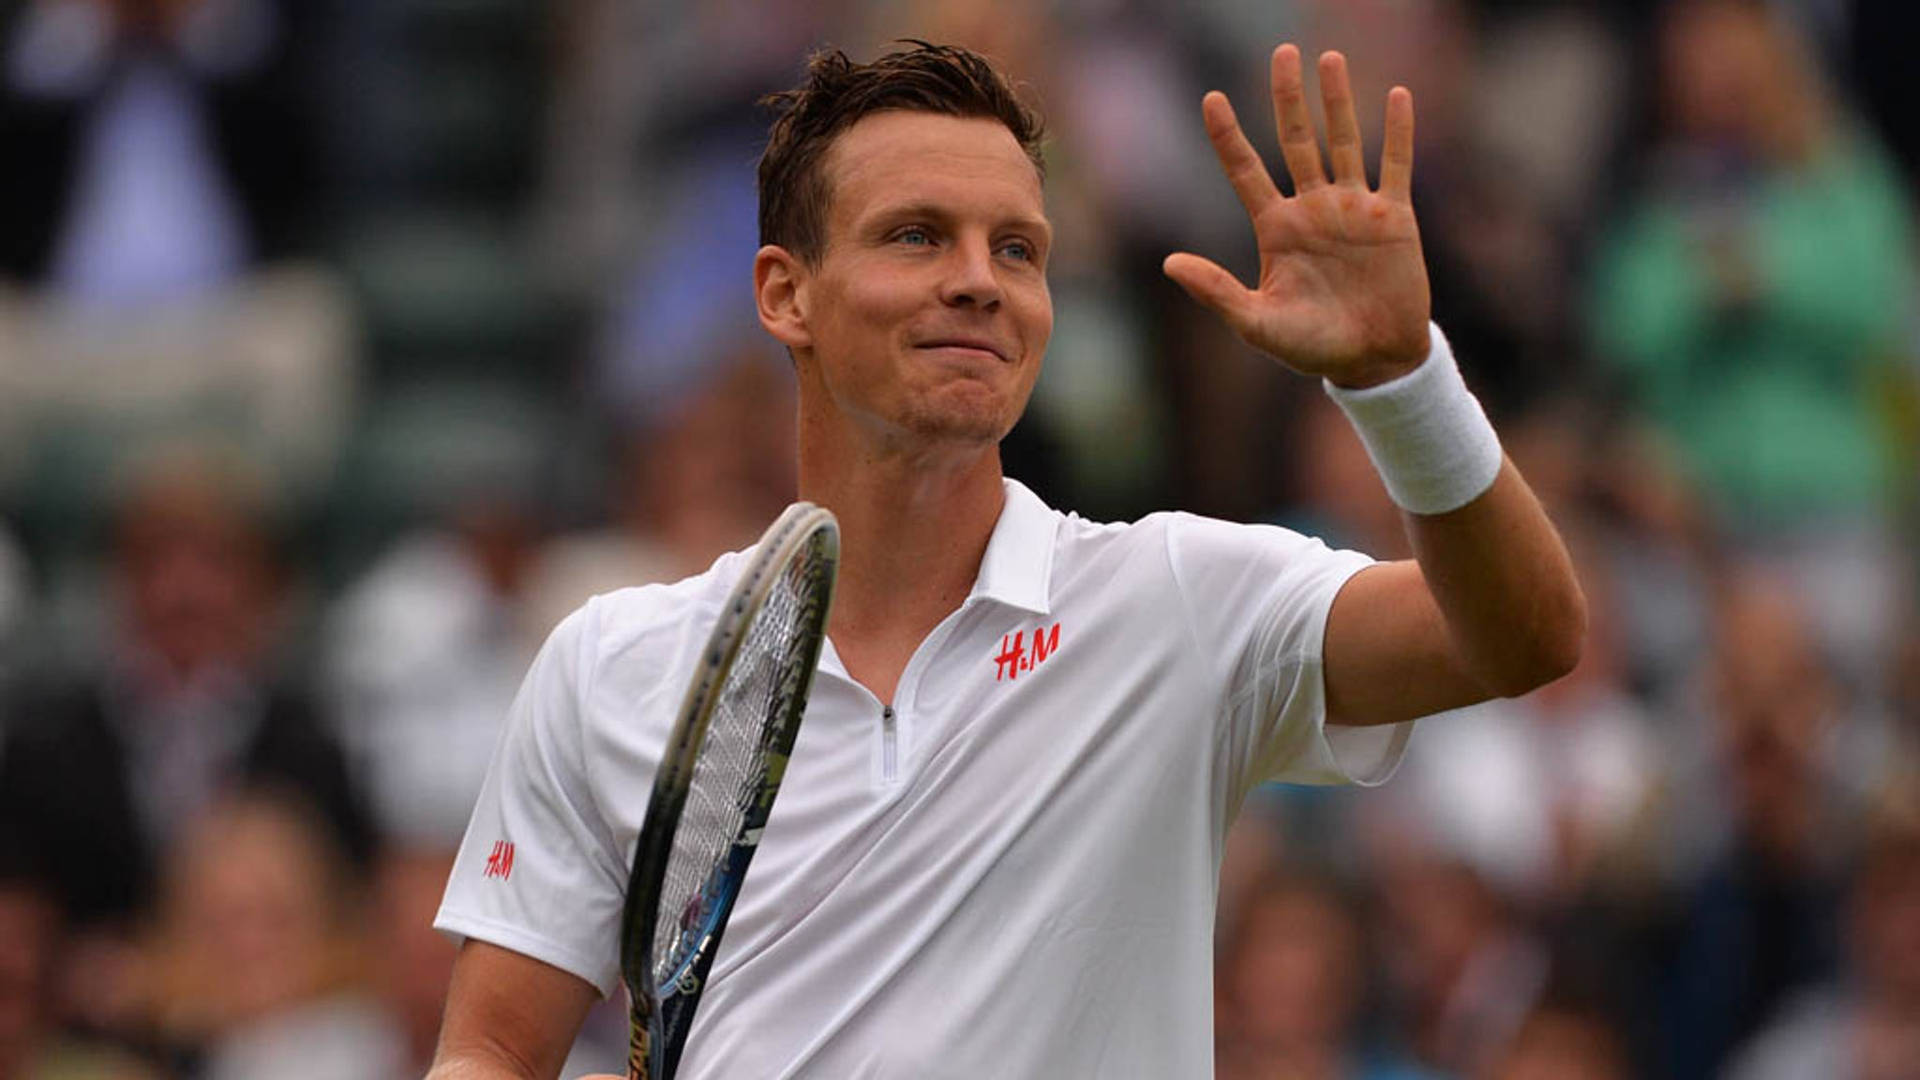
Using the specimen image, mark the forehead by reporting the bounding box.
[822,111,1045,227]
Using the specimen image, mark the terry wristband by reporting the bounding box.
[1322,322,1502,515]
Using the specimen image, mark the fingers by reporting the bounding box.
[1270,44,1327,194]
[1162,252,1254,332]
[1380,86,1416,202]
[1211,44,1415,204]
[1318,52,1365,188]
[1200,91,1281,219]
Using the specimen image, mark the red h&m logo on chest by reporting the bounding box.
[483,840,515,880]
[994,622,1062,682]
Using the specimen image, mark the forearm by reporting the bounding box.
[1320,330,1585,726]
[429,940,601,1080]
[1403,459,1585,696]
[425,1059,535,1080]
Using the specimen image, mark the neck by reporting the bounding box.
[797,416,1006,702]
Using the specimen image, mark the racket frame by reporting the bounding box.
[620,502,838,1080]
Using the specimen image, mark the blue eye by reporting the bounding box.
[999,240,1034,261]
[897,227,932,246]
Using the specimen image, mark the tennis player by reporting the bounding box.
[429,41,1584,1079]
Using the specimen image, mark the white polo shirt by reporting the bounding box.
[437,479,1412,1078]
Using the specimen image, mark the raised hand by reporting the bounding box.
[1163,45,1430,388]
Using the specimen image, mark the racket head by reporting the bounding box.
[620,502,839,1080]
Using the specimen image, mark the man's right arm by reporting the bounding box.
[427,940,603,1079]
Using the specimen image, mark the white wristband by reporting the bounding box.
[1322,323,1502,515]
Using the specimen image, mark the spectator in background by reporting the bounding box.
[144,791,404,1080]
[320,353,792,850]
[320,415,638,1073]
[0,0,354,571]
[1589,0,1918,691]
[0,449,372,1031]
[0,825,158,1080]
[1372,856,1549,1079]
[1728,826,1920,1080]
[517,113,805,655]
[1330,0,1618,415]
[1367,569,1658,908]
[368,847,457,1079]
[322,481,548,846]
[1650,572,1857,1078]
[1482,1004,1630,1080]
[523,350,799,640]
[1216,872,1441,1080]
[1283,392,1409,560]
[0,0,321,301]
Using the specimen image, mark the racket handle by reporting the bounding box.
[628,1006,653,1080]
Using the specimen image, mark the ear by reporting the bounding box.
[755,245,813,350]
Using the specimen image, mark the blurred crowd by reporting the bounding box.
[0,0,1915,1078]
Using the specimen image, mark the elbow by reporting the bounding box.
[1526,610,1587,693]
[1482,581,1588,698]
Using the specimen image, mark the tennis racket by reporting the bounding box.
[619,502,839,1080]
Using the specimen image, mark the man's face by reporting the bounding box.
[793,111,1052,450]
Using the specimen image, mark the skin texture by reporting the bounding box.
[428,941,597,1080]
[1164,48,1431,388]
[430,42,1585,1079]
[755,110,1053,705]
[770,110,1052,449]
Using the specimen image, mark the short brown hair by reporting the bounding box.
[757,41,1046,265]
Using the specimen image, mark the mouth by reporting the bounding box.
[913,337,1011,364]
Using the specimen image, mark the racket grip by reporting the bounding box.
[628,1009,652,1080]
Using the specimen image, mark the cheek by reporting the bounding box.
[830,265,920,336]
[1013,286,1053,378]
[808,291,908,394]
[1007,269,1051,336]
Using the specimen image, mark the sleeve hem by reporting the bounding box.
[1239,550,1381,786]
[433,906,622,999]
[1320,714,1416,786]
[1309,558,1414,787]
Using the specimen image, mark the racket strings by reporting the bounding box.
[651,543,829,984]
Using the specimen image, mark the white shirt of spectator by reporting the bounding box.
[437,479,1411,1078]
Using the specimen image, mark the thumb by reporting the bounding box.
[1162,252,1254,333]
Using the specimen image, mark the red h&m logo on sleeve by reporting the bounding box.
[994,622,1061,682]
[483,840,515,880]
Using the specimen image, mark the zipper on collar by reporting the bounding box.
[881,704,897,783]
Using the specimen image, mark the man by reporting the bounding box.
[429,42,1584,1078]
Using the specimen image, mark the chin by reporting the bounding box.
[898,411,1010,447]
[897,402,1015,447]
[893,381,1022,446]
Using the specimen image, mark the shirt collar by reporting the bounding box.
[969,478,1058,616]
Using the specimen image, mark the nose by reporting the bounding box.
[937,235,1002,310]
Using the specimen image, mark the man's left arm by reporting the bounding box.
[1164,44,1584,727]
[1322,459,1583,726]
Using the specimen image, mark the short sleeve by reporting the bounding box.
[435,599,629,996]
[1162,514,1410,792]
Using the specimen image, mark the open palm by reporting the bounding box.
[1164,45,1431,388]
